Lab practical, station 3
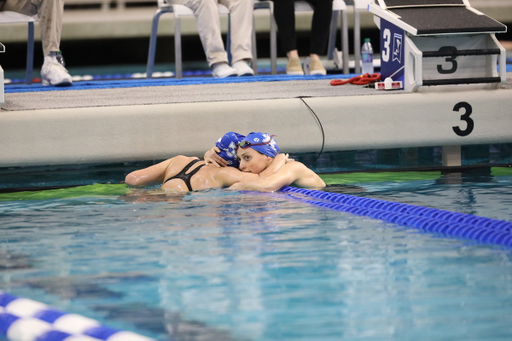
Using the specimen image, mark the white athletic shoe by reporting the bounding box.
[41,55,72,86]
[232,60,254,77]
[211,62,238,78]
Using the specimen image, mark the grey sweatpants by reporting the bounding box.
[1,0,63,56]
[171,0,253,67]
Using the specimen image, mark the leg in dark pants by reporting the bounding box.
[273,0,297,54]
[308,0,332,55]
[273,0,332,55]
[272,0,331,75]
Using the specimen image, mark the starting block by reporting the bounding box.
[369,0,507,92]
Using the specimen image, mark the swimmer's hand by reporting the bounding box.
[258,153,293,179]
[276,153,294,163]
[204,147,228,167]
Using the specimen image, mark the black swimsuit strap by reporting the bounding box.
[179,158,201,174]
[164,159,205,191]
[181,163,205,191]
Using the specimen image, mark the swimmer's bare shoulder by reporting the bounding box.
[286,160,325,188]
[163,155,201,181]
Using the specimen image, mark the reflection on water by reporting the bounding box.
[322,184,367,194]
[1,176,512,340]
[435,168,495,185]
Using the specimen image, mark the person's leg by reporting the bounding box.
[184,0,228,67]
[3,0,63,56]
[273,0,297,55]
[273,0,303,75]
[308,0,331,57]
[221,0,252,64]
[220,0,253,76]
[184,0,236,77]
[36,0,63,57]
[3,0,72,85]
[37,0,72,85]
[307,0,332,75]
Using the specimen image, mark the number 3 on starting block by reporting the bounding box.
[380,20,405,84]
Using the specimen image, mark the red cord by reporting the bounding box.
[330,73,381,86]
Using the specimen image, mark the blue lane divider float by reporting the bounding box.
[0,291,156,341]
[279,186,512,248]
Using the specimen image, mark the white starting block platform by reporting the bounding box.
[369,0,508,92]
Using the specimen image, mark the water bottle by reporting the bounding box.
[361,38,374,74]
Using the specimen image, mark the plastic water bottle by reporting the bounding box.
[361,38,374,74]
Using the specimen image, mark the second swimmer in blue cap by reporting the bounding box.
[231,132,325,192]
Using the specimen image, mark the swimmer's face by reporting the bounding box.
[237,148,272,174]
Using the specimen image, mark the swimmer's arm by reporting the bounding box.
[217,154,290,187]
[125,159,172,187]
[204,147,228,167]
[229,163,300,192]
[258,154,291,179]
[216,168,259,187]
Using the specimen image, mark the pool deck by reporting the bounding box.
[1,72,512,168]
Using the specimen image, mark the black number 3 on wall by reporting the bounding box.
[452,102,474,137]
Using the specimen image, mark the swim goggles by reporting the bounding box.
[238,136,275,149]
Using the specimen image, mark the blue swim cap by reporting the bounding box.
[216,132,245,167]
[239,132,279,157]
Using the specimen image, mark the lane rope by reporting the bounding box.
[280,186,512,248]
[0,291,156,341]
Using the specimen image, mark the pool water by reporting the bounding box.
[1,171,512,340]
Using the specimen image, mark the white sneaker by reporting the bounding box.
[41,55,72,86]
[211,62,238,78]
[232,60,254,77]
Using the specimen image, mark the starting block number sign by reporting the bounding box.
[380,19,405,83]
[413,34,498,82]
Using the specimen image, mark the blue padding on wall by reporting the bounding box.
[280,186,512,248]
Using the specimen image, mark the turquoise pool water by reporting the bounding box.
[1,172,512,340]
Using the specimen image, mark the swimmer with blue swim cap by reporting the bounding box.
[205,132,280,168]
[230,132,325,192]
[235,132,280,174]
[239,132,280,157]
[214,131,245,168]
[125,131,288,192]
